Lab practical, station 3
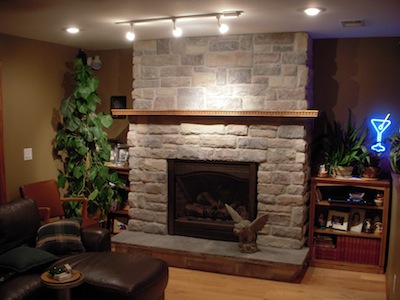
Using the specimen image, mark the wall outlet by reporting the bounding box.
[23,148,33,161]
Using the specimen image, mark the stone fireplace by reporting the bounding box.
[124,32,315,250]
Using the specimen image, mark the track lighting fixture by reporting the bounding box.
[125,23,135,41]
[172,19,182,38]
[117,10,243,40]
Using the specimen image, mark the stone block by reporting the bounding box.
[205,96,242,110]
[193,72,216,86]
[277,125,305,139]
[271,226,303,239]
[154,96,176,110]
[254,33,294,45]
[180,123,225,135]
[181,54,205,66]
[161,77,191,87]
[200,136,236,148]
[228,69,252,84]
[226,125,248,136]
[237,137,268,149]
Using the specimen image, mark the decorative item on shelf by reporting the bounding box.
[224,204,268,253]
[348,208,366,233]
[374,192,384,207]
[349,192,365,201]
[373,221,383,234]
[362,218,373,233]
[317,213,327,228]
[326,210,349,231]
[317,164,329,177]
[115,143,129,166]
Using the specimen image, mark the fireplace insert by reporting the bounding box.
[168,159,257,241]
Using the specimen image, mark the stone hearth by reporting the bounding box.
[112,231,310,283]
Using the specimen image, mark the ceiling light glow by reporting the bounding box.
[304,8,324,16]
[66,27,80,34]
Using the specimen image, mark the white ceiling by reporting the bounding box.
[0,0,399,50]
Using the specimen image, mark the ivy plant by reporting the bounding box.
[54,58,124,219]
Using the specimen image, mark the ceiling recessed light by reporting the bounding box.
[66,27,80,34]
[303,8,325,16]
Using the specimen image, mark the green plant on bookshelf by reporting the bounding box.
[321,110,368,177]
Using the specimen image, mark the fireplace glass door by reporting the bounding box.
[168,160,257,241]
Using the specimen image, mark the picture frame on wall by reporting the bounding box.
[326,210,349,231]
[110,96,126,119]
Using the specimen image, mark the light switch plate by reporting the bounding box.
[24,148,33,161]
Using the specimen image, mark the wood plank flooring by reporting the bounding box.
[165,266,386,300]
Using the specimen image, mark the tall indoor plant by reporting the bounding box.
[322,110,368,177]
[54,58,123,220]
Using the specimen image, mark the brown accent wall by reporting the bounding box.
[86,48,132,143]
[313,37,400,147]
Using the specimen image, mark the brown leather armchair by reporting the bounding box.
[20,179,99,228]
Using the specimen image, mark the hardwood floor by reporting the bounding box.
[165,266,386,300]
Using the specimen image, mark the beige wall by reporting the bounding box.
[0,35,77,200]
[0,34,132,200]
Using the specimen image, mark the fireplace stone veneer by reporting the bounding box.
[125,32,313,250]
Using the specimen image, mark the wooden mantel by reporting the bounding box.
[112,109,319,118]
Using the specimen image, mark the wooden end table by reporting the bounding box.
[41,269,84,300]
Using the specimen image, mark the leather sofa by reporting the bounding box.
[0,198,168,300]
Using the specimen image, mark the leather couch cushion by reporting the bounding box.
[0,199,40,255]
[0,245,58,272]
[56,252,169,300]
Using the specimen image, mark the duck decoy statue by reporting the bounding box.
[225,204,269,253]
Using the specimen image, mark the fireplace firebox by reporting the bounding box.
[168,160,257,241]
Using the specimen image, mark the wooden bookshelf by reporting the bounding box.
[308,177,391,273]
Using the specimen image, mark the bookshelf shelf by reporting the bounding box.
[308,177,391,273]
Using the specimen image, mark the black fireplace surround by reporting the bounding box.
[168,159,257,241]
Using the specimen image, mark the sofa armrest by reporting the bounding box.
[80,227,111,252]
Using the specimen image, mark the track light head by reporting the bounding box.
[217,15,229,34]
[126,23,135,41]
[172,19,182,37]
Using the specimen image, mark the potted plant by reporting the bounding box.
[388,133,400,174]
[321,110,368,177]
[358,147,382,179]
[54,58,124,221]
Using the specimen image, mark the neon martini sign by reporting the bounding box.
[370,113,391,152]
